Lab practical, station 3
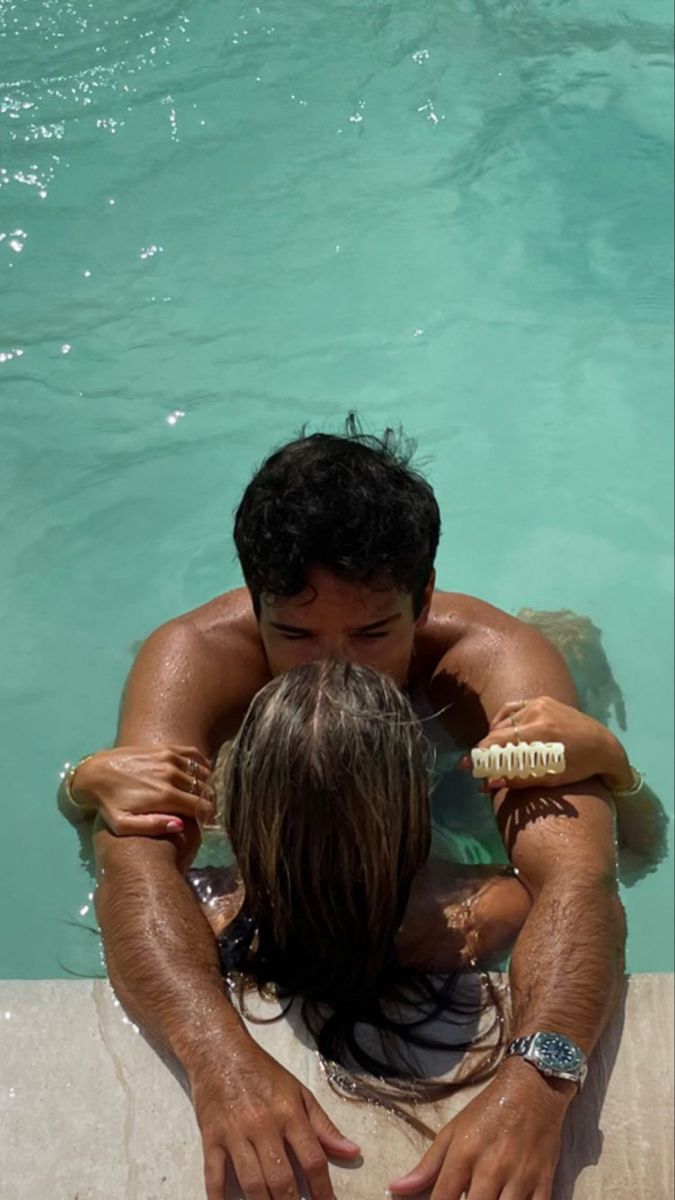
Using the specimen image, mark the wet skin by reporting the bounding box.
[89,568,630,1200]
[191,859,533,973]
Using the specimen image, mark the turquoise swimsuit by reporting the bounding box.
[410,690,509,868]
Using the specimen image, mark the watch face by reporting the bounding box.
[533,1033,582,1073]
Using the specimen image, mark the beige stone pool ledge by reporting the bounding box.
[1,974,672,1200]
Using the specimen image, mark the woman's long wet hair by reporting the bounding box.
[219,661,506,1132]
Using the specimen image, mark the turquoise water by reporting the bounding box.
[1,0,673,979]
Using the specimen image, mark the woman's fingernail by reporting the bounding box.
[167,820,183,831]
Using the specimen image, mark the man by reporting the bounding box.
[69,420,632,1200]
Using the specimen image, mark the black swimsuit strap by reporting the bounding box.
[217,908,257,974]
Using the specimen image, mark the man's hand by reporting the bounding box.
[191,1041,360,1200]
[94,829,359,1200]
[389,1066,567,1200]
[73,745,216,834]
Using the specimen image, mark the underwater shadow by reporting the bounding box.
[514,609,669,884]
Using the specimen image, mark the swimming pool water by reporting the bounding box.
[1,0,673,978]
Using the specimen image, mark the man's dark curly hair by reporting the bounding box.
[234,415,441,617]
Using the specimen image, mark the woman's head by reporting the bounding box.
[218,659,504,1126]
[220,660,431,1006]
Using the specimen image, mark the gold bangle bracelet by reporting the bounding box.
[60,754,96,808]
[609,765,645,798]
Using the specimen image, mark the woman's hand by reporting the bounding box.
[71,745,216,835]
[460,695,630,791]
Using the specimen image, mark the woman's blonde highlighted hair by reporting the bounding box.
[219,660,504,1129]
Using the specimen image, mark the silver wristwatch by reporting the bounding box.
[505,1032,588,1090]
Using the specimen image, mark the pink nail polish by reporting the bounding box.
[167,820,183,832]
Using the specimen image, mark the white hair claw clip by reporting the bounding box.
[471,741,566,781]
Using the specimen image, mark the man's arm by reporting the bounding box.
[451,613,626,1050]
[494,775,625,1062]
[94,822,248,1076]
[93,621,358,1200]
[392,612,626,1200]
[96,621,244,1058]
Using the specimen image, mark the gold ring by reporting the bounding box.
[509,714,521,741]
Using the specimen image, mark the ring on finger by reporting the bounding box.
[509,713,521,741]
[189,773,200,795]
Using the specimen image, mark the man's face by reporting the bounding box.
[258,566,434,687]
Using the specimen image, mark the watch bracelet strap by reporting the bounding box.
[505,1033,587,1089]
[505,1034,534,1059]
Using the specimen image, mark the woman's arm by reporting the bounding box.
[396,860,532,972]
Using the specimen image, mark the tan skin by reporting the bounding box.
[190,860,533,974]
[83,569,632,1200]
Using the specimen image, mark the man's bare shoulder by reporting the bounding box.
[430,590,521,632]
[421,590,523,657]
[427,589,563,679]
[156,587,270,685]
[123,588,271,746]
[415,591,555,742]
[168,586,259,643]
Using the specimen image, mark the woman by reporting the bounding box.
[188,659,532,1123]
